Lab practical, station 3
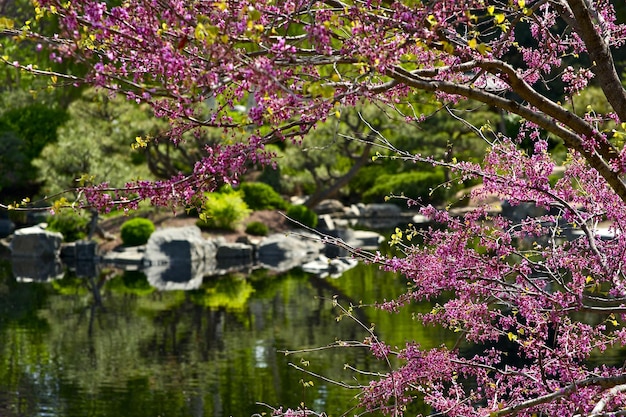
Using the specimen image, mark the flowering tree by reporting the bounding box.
[4,0,626,415]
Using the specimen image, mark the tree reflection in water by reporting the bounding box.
[0,259,454,417]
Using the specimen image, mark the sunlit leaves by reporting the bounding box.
[0,16,15,29]
[303,81,335,98]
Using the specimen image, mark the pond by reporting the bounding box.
[0,258,456,417]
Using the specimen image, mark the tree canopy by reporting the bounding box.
[4,0,626,415]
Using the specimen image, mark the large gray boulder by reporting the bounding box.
[10,225,63,259]
[10,225,64,281]
[143,226,217,290]
[313,199,345,215]
[216,241,254,262]
[144,226,216,266]
[354,203,404,229]
[358,203,402,218]
[215,241,254,273]
[258,233,324,272]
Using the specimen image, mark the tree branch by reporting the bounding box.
[566,0,626,123]
[380,66,626,204]
[487,373,626,417]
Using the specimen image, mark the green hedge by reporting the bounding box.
[239,182,288,210]
[286,204,318,228]
[362,169,448,204]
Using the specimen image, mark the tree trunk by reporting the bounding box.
[305,142,373,208]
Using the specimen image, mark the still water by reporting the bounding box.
[0,259,454,417]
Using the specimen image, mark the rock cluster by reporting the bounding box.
[2,200,400,285]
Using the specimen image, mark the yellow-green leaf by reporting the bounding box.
[494,13,506,24]
[468,38,478,49]
[476,43,492,56]
[195,23,206,41]
[442,40,454,54]
[0,16,14,30]
[487,5,495,15]
[517,0,526,8]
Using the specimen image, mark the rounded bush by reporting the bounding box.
[239,182,288,210]
[197,190,251,230]
[245,221,269,236]
[47,209,90,242]
[120,217,155,246]
[286,204,318,229]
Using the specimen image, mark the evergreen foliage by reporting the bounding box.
[0,102,68,201]
[32,89,163,197]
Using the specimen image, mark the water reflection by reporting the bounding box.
[0,258,453,417]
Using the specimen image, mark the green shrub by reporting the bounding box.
[197,190,252,230]
[348,164,387,197]
[47,210,90,242]
[245,221,269,236]
[362,169,448,205]
[286,204,318,228]
[120,217,155,246]
[239,182,288,210]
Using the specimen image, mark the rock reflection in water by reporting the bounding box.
[0,260,396,417]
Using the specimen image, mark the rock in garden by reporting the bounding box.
[144,226,216,265]
[10,225,63,259]
[258,233,324,272]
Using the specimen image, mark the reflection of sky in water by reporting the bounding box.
[254,340,268,369]
[312,384,328,411]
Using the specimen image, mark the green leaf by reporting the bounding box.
[248,8,261,21]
